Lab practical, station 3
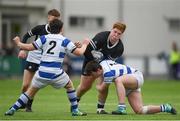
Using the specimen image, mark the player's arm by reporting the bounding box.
[18,25,45,58]
[22,25,45,43]
[72,38,90,56]
[74,41,82,48]
[13,36,36,51]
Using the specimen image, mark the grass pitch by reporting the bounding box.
[0,77,180,120]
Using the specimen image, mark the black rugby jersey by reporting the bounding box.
[84,31,124,60]
[22,24,50,43]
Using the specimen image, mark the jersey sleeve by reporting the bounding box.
[22,25,46,43]
[101,60,115,83]
[62,38,76,53]
[91,32,107,50]
[33,35,46,49]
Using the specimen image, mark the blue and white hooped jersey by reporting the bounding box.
[100,60,137,83]
[33,34,76,80]
[26,49,42,64]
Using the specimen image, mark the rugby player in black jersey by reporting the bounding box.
[17,9,60,112]
[76,21,126,114]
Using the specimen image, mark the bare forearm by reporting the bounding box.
[13,36,36,51]
[73,38,90,56]
[73,44,88,56]
[17,43,35,51]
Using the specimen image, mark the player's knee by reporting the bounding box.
[135,106,148,114]
[65,81,74,90]
[97,83,108,92]
[97,86,108,93]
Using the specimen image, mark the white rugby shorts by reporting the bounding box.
[126,70,144,96]
[31,71,70,89]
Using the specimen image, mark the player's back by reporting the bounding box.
[100,60,136,83]
[40,34,67,62]
[33,33,76,80]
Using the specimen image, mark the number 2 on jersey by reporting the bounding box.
[47,41,56,54]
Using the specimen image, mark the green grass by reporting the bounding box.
[0,78,180,120]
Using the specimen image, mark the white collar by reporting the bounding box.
[107,35,118,49]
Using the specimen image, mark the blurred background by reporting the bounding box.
[0,0,180,80]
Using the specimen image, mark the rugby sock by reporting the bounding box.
[97,101,105,109]
[26,99,33,109]
[67,90,78,111]
[77,97,80,103]
[10,93,30,111]
[118,103,126,110]
[160,104,172,112]
[160,105,165,112]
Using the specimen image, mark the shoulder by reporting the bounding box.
[93,31,110,42]
[96,31,110,37]
[31,24,47,34]
[33,24,46,29]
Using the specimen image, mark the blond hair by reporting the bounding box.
[113,22,126,33]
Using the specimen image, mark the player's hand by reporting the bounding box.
[18,50,27,59]
[13,36,21,46]
[74,41,82,48]
[82,38,90,45]
[91,50,104,61]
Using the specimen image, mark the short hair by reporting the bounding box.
[84,60,102,75]
[113,22,126,33]
[48,9,60,18]
[49,19,63,34]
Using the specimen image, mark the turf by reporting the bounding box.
[0,78,180,120]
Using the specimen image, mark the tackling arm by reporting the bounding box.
[73,38,90,56]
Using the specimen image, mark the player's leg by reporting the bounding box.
[128,91,177,115]
[64,80,87,116]
[76,75,96,102]
[113,71,143,114]
[4,86,39,116]
[126,71,177,115]
[112,71,144,115]
[96,82,109,114]
[76,59,96,102]
[21,70,35,92]
[53,72,86,116]
[22,62,39,112]
[128,91,145,114]
[21,69,35,111]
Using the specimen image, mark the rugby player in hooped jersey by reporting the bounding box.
[84,60,177,115]
[18,9,60,112]
[5,19,89,116]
